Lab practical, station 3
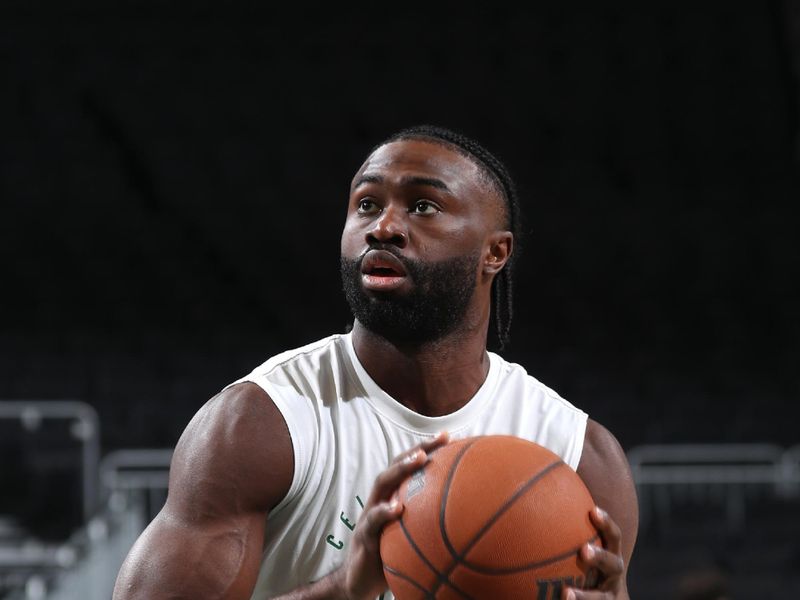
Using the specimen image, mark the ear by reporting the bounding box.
[482,231,513,277]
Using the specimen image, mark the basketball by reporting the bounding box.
[380,435,600,599]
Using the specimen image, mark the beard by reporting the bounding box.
[340,247,479,345]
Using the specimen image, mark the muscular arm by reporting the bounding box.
[113,383,294,600]
[575,419,639,599]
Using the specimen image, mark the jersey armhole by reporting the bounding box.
[227,377,314,514]
[565,411,589,471]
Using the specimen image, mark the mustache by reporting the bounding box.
[357,243,409,268]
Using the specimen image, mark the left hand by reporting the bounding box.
[563,507,626,599]
[337,433,450,600]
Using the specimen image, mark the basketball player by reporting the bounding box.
[113,125,638,600]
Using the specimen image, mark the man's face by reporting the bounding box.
[340,139,502,344]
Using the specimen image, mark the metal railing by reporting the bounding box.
[3,410,799,598]
[0,401,100,521]
[100,449,173,524]
[627,442,800,533]
[0,446,173,600]
[100,449,173,494]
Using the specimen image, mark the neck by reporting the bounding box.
[350,315,492,417]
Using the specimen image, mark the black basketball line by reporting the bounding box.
[397,518,444,580]
[383,565,433,597]
[441,456,563,566]
[450,460,564,569]
[437,439,479,564]
[461,532,601,575]
[430,450,567,594]
[384,442,478,600]
[396,519,478,600]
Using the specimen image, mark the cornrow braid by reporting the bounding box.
[378,125,522,350]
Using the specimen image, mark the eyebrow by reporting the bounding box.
[352,174,451,192]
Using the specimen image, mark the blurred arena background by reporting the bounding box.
[1,2,798,598]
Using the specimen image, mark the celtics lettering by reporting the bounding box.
[324,494,365,551]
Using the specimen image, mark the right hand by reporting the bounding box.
[336,432,450,600]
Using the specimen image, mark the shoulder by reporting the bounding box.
[576,419,639,563]
[486,353,588,469]
[167,382,294,517]
[489,352,585,414]
[489,352,583,404]
[577,420,631,478]
[489,353,588,426]
[243,333,348,383]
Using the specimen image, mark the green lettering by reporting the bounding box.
[325,535,344,550]
[340,512,356,531]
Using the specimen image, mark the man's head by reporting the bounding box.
[340,125,520,348]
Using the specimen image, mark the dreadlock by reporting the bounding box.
[378,124,522,350]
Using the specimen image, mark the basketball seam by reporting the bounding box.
[391,520,477,599]
[383,441,478,600]
[383,565,432,596]
[438,440,478,563]
[397,518,443,580]
[460,532,601,575]
[446,459,564,564]
[424,439,479,597]
[432,456,571,593]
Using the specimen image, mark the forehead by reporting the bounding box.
[352,139,489,196]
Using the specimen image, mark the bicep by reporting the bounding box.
[113,506,266,599]
[576,419,639,567]
[114,383,294,599]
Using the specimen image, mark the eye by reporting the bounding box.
[411,200,441,215]
[357,198,380,214]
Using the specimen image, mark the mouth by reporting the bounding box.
[360,249,408,291]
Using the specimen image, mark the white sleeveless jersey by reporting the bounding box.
[226,333,588,599]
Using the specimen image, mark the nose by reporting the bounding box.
[366,205,407,248]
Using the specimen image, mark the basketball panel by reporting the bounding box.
[462,464,597,569]
[442,436,572,554]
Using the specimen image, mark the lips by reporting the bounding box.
[360,249,408,291]
[361,249,408,277]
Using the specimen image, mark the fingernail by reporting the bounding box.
[595,507,607,520]
[388,499,399,511]
[404,451,419,464]
[584,544,595,559]
[566,590,576,600]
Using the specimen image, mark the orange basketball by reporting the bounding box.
[380,435,599,599]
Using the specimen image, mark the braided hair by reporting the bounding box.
[377,125,521,350]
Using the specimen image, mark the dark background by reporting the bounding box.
[1,0,798,587]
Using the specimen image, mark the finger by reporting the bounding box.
[393,431,450,463]
[589,507,622,556]
[361,499,404,541]
[580,542,624,580]
[368,433,450,505]
[367,450,428,505]
[563,589,612,600]
[417,431,450,453]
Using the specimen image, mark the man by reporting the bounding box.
[113,125,638,599]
